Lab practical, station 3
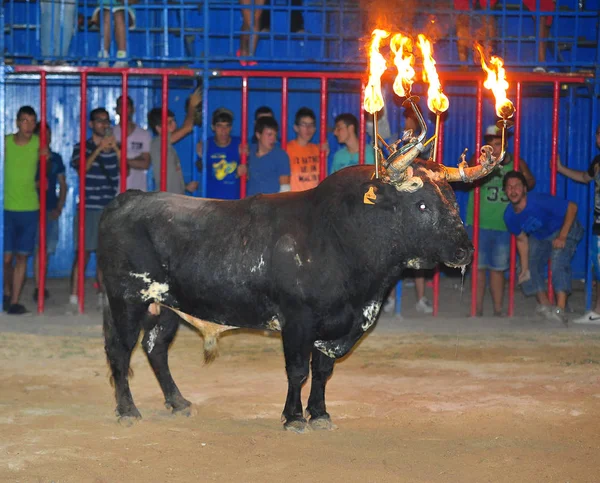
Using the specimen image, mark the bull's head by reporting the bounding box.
[382,102,504,190]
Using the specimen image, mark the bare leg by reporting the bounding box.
[248,0,265,56]
[34,251,39,288]
[102,9,112,52]
[456,13,470,66]
[415,276,425,300]
[11,254,29,305]
[4,254,14,298]
[70,251,92,296]
[538,17,550,63]
[240,0,252,56]
[536,291,551,306]
[114,10,126,52]
[489,270,505,315]
[476,268,486,316]
[555,291,567,310]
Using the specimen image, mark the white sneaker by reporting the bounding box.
[415,297,433,314]
[383,297,395,314]
[67,294,78,315]
[545,307,568,326]
[113,50,128,68]
[97,292,105,311]
[572,310,600,325]
[535,304,552,318]
[98,50,109,67]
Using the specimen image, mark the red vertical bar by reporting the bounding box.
[38,72,48,314]
[508,82,523,317]
[359,83,365,166]
[160,74,169,192]
[432,114,445,316]
[281,77,288,150]
[120,72,129,192]
[319,77,328,179]
[78,73,88,314]
[471,82,483,317]
[240,76,249,198]
[547,81,560,304]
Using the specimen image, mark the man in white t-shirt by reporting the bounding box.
[114,95,152,191]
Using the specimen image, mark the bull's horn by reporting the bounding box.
[443,145,503,183]
[385,142,424,183]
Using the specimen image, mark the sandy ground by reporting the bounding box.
[1,277,599,483]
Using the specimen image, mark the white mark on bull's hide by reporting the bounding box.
[147,325,160,353]
[406,258,422,269]
[130,272,170,302]
[267,317,281,331]
[313,340,339,359]
[250,254,265,273]
[294,254,302,267]
[361,301,381,331]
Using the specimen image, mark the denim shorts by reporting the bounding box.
[467,226,510,271]
[74,209,103,252]
[591,235,600,280]
[521,219,584,296]
[35,214,60,255]
[4,210,39,255]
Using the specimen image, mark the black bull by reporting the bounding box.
[98,161,475,431]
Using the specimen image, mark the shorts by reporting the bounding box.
[467,226,510,271]
[92,4,136,29]
[35,214,60,255]
[591,235,600,280]
[74,209,103,252]
[4,210,39,256]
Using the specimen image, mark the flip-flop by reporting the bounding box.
[236,50,248,67]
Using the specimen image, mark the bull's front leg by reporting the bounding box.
[281,322,313,433]
[306,349,336,430]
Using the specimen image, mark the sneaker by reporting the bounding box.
[67,294,79,315]
[3,295,10,311]
[97,292,105,311]
[533,66,547,73]
[98,49,109,67]
[415,297,433,314]
[383,297,395,314]
[572,310,600,325]
[535,304,552,318]
[545,307,568,326]
[7,303,29,315]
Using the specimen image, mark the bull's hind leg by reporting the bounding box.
[103,299,145,423]
[306,349,336,430]
[141,309,192,416]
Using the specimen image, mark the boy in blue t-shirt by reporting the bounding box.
[240,116,290,196]
[33,123,67,301]
[197,108,241,199]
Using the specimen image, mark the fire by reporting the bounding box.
[390,33,415,98]
[363,29,390,114]
[417,34,449,114]
[475,44,515,119]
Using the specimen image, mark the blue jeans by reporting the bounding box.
[521,220,584,296]
[40,0,76,58]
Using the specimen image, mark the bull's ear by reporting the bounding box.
[362,182,394,208]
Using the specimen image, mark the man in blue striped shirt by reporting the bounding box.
[69,107,120,311]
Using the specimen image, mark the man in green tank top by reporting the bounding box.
[4,106,41,315]
[466,125,536,316]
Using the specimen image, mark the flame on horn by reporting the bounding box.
[363,29,390,114]
[390,33,415,98]
[417,34,449,114]
[475,43,515,119]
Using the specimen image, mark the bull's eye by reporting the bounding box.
[417,201,427,212]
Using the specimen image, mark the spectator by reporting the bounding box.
[330,113,374,174]
[33,123,67,302]
[3,106,40,315]
[148,89,202,194]
[260,0,305,33]
[466,125,535,316]
[91,0,135,67]
[239,0,266,65]
[503,170,583,324]
[454,0,497,68]
[69,108,120,311]
[286,107,322,192]
[556,126,600,324]
[525,0,556,72]
[113,95,152,191]
[239,116,290,196]
[197,107,241,199]
[252,105,275,144]
[40,0,76,63]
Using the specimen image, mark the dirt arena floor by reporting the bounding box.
[1,276,599,482]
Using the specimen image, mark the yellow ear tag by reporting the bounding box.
[363,186,377,205]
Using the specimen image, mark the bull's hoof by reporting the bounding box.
[283,418,310,433]
[165,397,192,416]
[309,415,337,431]
[117,411,141,427]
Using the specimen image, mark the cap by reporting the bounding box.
[212,107,234,125]
[484,125,502,138]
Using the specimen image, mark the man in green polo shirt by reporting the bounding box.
[4,105,40,315]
